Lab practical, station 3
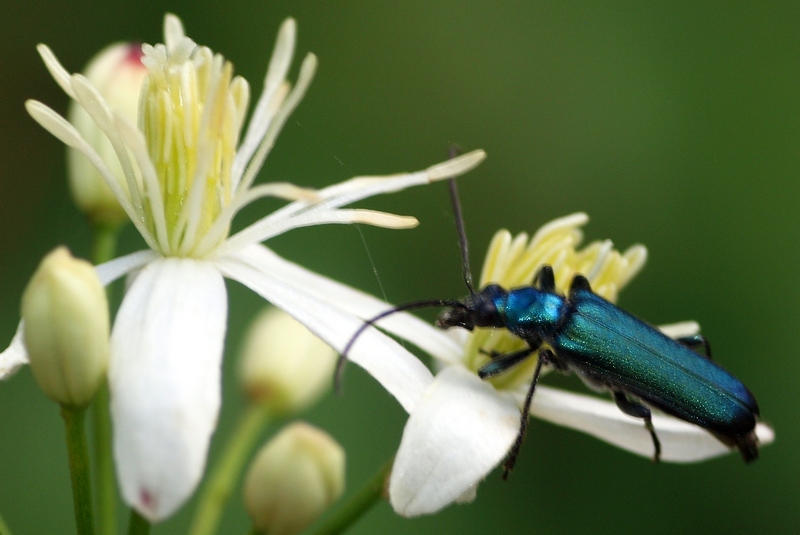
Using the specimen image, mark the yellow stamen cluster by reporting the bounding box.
[139,39,250,255]
[463,213,647,389]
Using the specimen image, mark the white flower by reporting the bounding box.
[0,14,485,521]
[346,214,775,517]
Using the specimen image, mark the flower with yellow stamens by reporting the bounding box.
[1,14,484,521]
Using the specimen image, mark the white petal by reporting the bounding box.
[24,100,157,250]
[529,386,773,462]
[232,18,296,187]
[389,366,518,517]
[220,244,462,364]
[197,182,320,256]
[235,53,318,194]
[70,75,144,217]
[0,323,28,379]
[216,249,432,413]
[262,150,487,229]
[112,114,171,252]
[94,249,159,285]
[221,208,417,253]
[36,44,75,98]
[109,258,227,521]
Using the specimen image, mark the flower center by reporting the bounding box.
[139,39,249,257]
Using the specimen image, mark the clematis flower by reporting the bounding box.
[0,14,485,521]
[345,213,775,516]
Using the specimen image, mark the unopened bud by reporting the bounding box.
[243,422,345,535]
[239,307,336,415]
[67,42,146,226]
[21,247,109,407]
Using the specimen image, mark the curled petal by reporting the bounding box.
[528,386,774,462]
[109,258,227,521]
[389,366,518,517]
[216,247,433,413]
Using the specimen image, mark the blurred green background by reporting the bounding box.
[1,1,798,533]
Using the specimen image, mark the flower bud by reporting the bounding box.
[239,307,337,415]
[243,422,345,535]
[21,247,109,407]
[67,42,146,226]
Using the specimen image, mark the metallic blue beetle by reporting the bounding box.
[436,265,760,474]
[339,172,762,475]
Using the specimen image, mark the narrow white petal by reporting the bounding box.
[216,249,432,413]
[196,182,319,257]
[528,386,773,463]
[424,149,487,181]
[217,244,462,364]
[36,44,75,98]
[263,150,487,228]
[389,366,518,517]
[94,249,159,285]
[221,208,417,254]
[25,100,157,250]
[70,75,145,219]
[113,113,171,252]
[0,323,28,379]
[232,18,296,187]
[236,53,318,194]
[110,258,227,521]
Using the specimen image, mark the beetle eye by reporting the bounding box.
[472,299,498,327]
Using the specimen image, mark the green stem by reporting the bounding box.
[90,222,121,535]
[189,404,272,535]
[126,510,150,535]
[91,384,115,535]
[0,511,12,535]
[309,458,393,535]
[62,406,96,535]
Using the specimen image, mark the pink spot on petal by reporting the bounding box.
[139,487,154,510]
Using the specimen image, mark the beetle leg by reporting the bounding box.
[502,349,551,479]
[477,345,538,379]
[675,334,713,359]
[612,391,662,461]
[533,265,556,292]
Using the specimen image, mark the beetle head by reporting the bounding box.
[436,284,507,331]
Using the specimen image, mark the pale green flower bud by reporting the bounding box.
[239,307,337,415]
[67,42,146,226]
[243,422,345,535]
[21,247,109,407]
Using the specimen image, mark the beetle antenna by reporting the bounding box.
[335,298,468,394]
[447,145,475,294]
